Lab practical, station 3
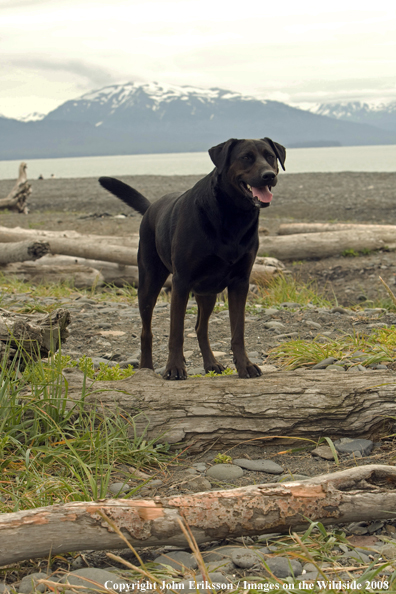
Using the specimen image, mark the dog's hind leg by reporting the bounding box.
[138,245,170,370]
[195,294,226,374]
[228,280,262,379]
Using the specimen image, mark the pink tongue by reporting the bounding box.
[252,185,273,203]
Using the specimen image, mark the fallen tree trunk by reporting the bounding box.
[0,225,139,248]
[0,163,31,214]
[0,308,70,365]
[63,368,396,450]
[1,465,395,565]
[0,240,49,265]
[257,229,396,260]
[0,262,105,289]
[278,223,396,236]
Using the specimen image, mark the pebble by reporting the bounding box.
[233,459,284,474]
[108,482,130,495]
[334,438,373,456]
[206,464,244,480]
[326,364,345,372]
[187,477,212,492]
[311,356,338,369]
[231,548,260,568]
[201,546,244,562]
[18,573,48,594]
[153,551,198,570]
[330,306,349,314]
[263,321,285,329]
[192,463,208,472]
[380,543,396,559]
[305,320,322,329]
[280,302,301,308]
[263,556,303,578]
[311,446,336,460]
[263,308,279,315]
[59,568,124,589]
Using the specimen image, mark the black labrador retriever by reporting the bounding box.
[99,137,286,380]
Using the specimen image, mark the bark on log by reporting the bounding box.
[0,262,105,289]
[278,223,396,236]
[0,240,49,264]
[0,308,70,365]
[63,368,396,450]
[1,465,395,565]
[0,163,31,214]
[257,229,396,260]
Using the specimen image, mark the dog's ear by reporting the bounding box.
[262,138,286,171]
[209,138,241,173]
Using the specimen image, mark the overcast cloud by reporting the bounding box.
[1,0,395,118]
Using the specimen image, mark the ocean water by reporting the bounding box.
[0,144,395,180]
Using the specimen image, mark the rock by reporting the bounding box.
[108,482,130,495]
[341,550,370,563]
[305,320,322,329]
[202,546,244,562]
[60,568,124,591]
[206,464,244,480]
[311,356,338,369]
[153,551,198,570]
[0,585,15,594]
[311,446,336,460]
[18,573,48,594]
[179,573,231,593]
[186,477,212,492]
[280,302,300,308]
[192,463,207,472]
[334,438,373,456]
[233,459,284,474]
[205,561,235,574]
[264,308,279,315]
[380,543,396,559]
[325,365,345,372]
[231,548,260,568]
[331,307,349,314]
[263,321,285,329]
[263,556,303,578]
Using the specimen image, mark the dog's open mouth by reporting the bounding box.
[241,182,273,206]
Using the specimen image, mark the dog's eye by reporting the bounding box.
[266,153,276,164]
[242,154,253,161]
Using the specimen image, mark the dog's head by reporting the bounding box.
[209,138,286,209]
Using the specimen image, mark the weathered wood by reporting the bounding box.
[63,368,396,450]
[0,240,49,265]
[0,226,139,248]
[0,163,31,214]
[278,223,396,236]
[1,465,395,565]
[0,307,70,362]
[257,229,396,260]
[0,262,104,289]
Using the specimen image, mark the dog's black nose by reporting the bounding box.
[261,171,276,184]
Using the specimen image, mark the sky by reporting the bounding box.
[1,0,396,119]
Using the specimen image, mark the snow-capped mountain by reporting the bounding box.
[299,101,396,132]
[17,112,45,122]
[1,82,396,160]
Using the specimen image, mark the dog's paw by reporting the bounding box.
[163,364,188,381]
[237,362,262,379]
[204,361,226,374]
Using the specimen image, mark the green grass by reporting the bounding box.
[0,346,171,513]
[252,274,333,309]
[269,327,396,369]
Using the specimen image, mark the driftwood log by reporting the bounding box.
[0,163,31,214]
[63,368,396,450]
[0,262,105,289]
[0,226,140,248]
[278,223,396,236]
[0,307,70,364]
[0,240,49,265]
[257,229,396,260]
[0,465,395,565]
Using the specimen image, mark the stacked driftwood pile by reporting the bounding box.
[0,226,287,289]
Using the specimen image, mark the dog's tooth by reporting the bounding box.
[247,184,252,190]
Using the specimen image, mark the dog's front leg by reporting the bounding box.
[228,280,262,379]
[164,277,190,380]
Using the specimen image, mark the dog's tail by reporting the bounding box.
[99,177,151,215]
